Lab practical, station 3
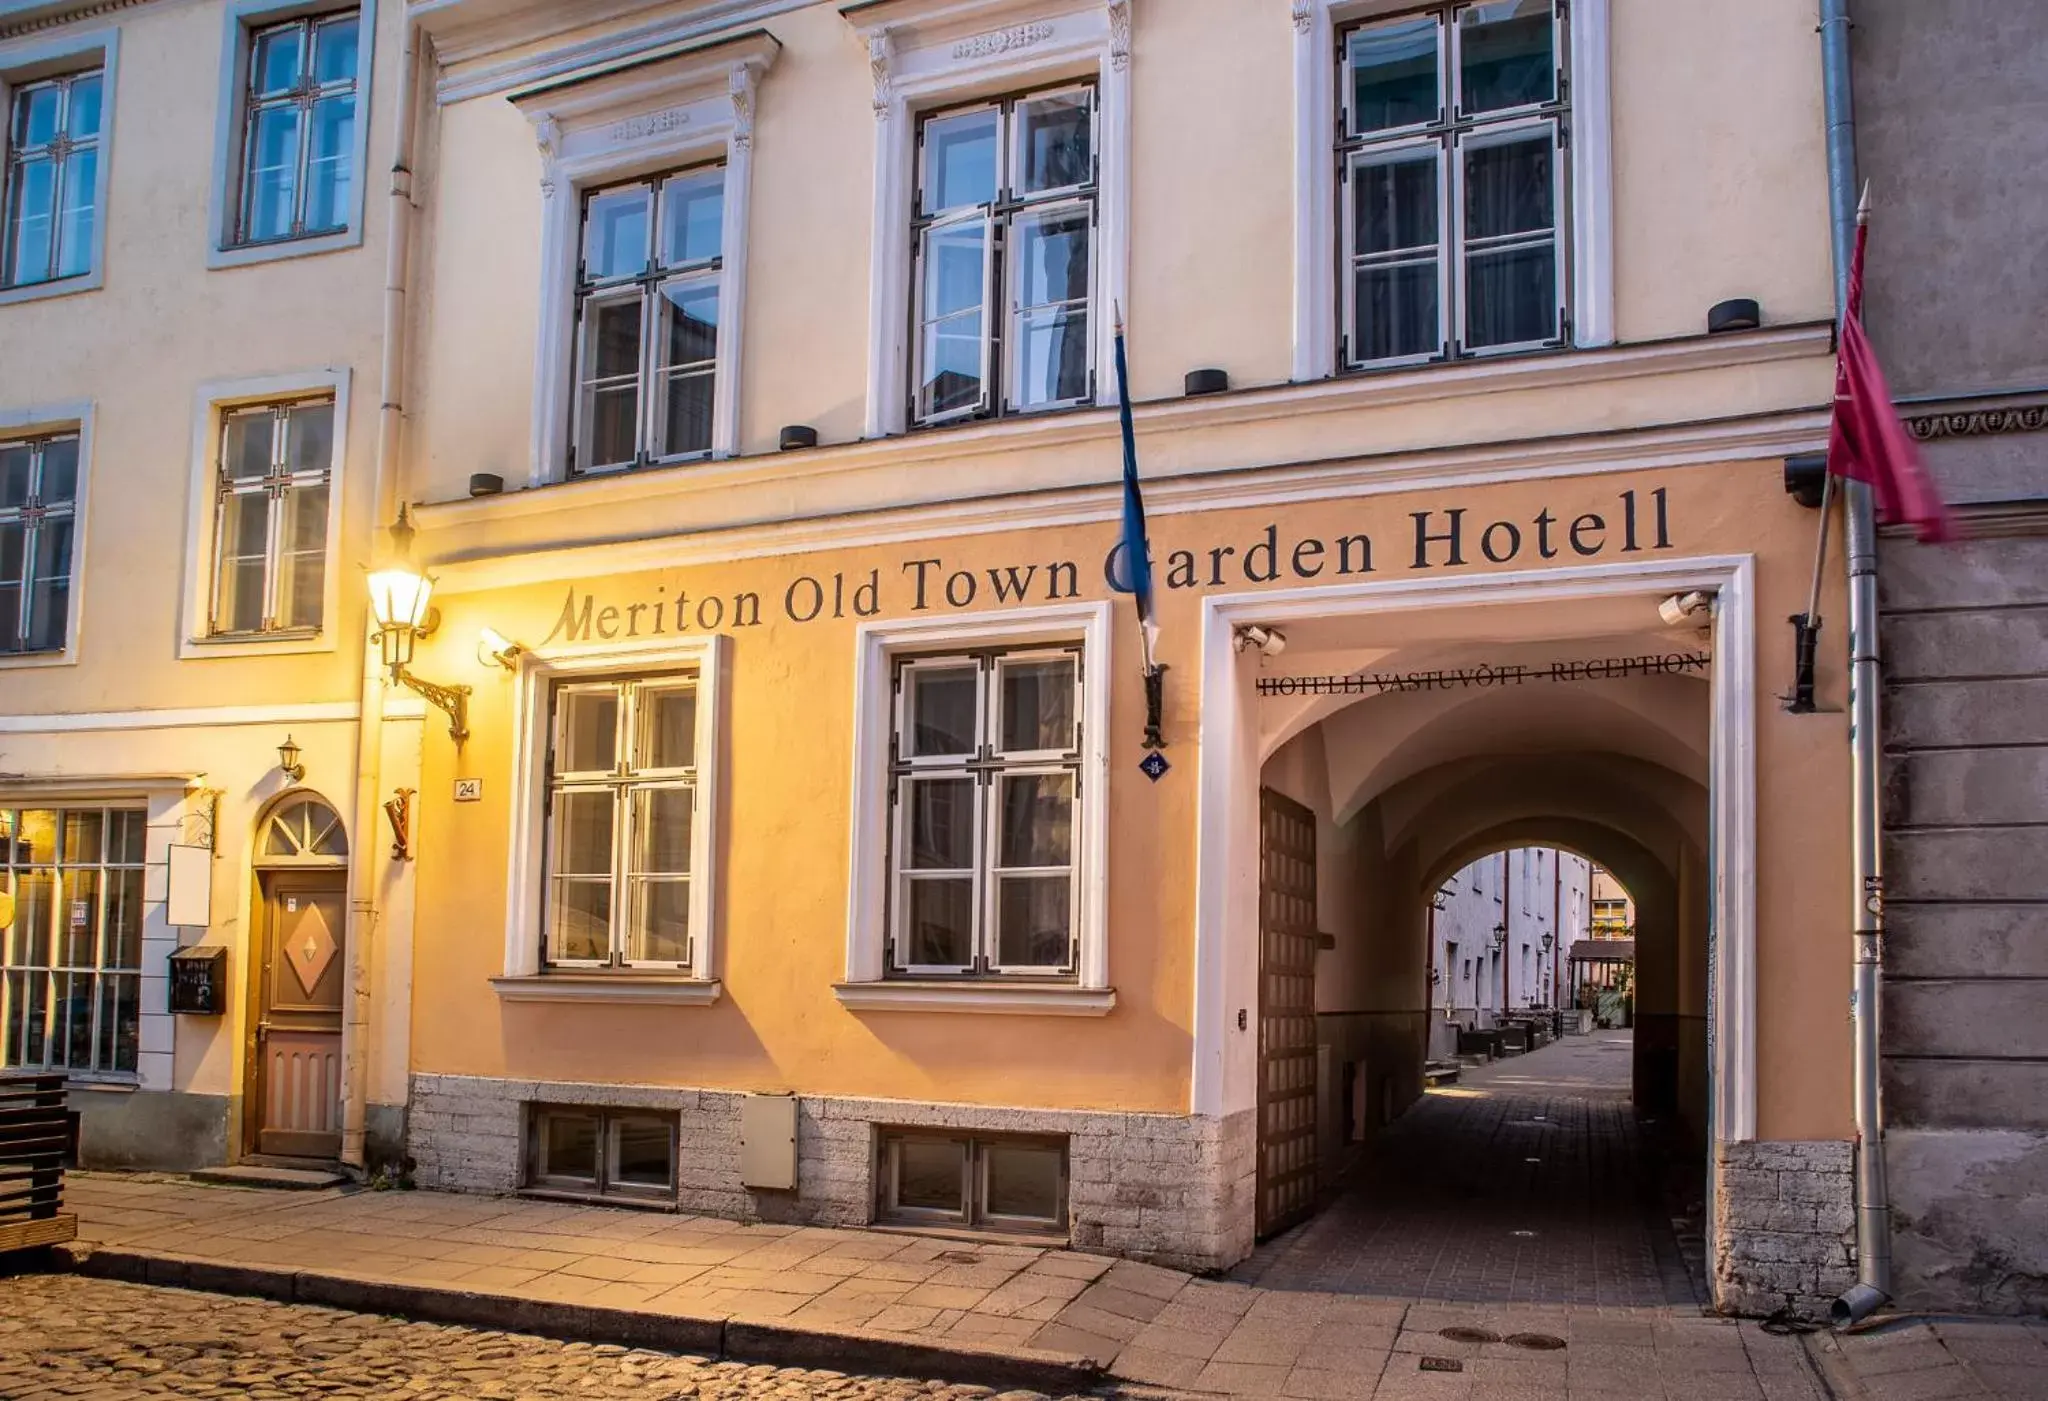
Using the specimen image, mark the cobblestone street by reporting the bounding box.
[0,1275,1120,1401]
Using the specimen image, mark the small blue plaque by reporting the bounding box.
[1140,752,1170,782]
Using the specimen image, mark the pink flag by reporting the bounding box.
[1828,214,1955,543]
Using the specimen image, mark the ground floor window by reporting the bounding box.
[0,806,145,1076]
[876,1129,1067,1234]
[524,1104,677,1203]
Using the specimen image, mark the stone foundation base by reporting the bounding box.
[1713,1139,1856,1318]
[407,1074,1255,1274]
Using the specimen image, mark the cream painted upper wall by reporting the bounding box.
[405,0,1835,512]
[0,0,399,713]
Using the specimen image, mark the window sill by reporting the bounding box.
[179,631,334,660]
[517,1186,679,1212]
[833,982,1115,1017]
[0,269,102,309]
[207,226,364,271]
[869,1220,1070,1249]
[64,1075,139,1092]
[490,974,722,1005]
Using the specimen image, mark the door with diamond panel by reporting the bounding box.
[252,872,347,1158]
[1257,788,1318,1239]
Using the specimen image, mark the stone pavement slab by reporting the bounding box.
[54,1170,1832,1397]
[1812,1317,2048,1401]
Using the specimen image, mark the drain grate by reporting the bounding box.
[1437,1327,1500,1345]
[1418,1357,1465,1373]
[1506,1332,1568,1351]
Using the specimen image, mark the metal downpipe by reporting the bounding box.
[1819,0,1893,1327]
[340,15,422,1173]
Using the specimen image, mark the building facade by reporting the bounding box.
[1852,0,2048,1315]
[3,0,1888,1319]
[1425,847,1588,1021]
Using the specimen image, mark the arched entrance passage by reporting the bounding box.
[243,791,350,1161]
[1196,556,1753,1300]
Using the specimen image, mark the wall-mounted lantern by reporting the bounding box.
[276,735,304,784]
[367,561,471,743]
[476,626,524,672]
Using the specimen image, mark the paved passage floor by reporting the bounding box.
[1236,1031,1703,1307]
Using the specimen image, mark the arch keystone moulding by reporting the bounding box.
[1190,553,1757,1145]
[1291,0,1613,382]
[842,0,1133,438]
[512,29,782,486]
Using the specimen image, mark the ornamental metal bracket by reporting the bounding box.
[383,787,415,862]
[394,667,472,744]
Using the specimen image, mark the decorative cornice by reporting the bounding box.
[0,0,143,42]
[1291,0,1314,34]
[952,19,1050,58]
[1105,0,1128,69]
[1905,404,2048,442]
[868,29,893,116]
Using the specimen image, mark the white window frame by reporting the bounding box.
[207,0,377,270]
[842,602,1112,1015]
[0,399,92,671]
[1292,0,1611,381]
[854,0,1133,440]
[0,28,118,308]
[513,31,779,486]
[178,369,350,659]
[501,634,725,995]
[888,646,1085,978]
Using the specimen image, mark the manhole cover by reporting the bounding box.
[1418,1357,1465,1373]
[1437,1327,1499,1345]
[1506,1332,1568,1351]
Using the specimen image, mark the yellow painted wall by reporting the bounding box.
[409,457,1853,1140]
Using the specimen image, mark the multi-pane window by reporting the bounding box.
[1339,1,1567,368]
[0,434,79,655]
[572,166,724,474]
[233,10,359,246]
[3,67,102,289]
[209,399,333,637]
[913,85,1096,427]
[878,1130,1067,1234]
[888,648,1082,978]
[526,1105,677,1202]
[543,674,700,970]
[1,807,145,1077]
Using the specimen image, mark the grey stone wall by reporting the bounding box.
[1712,1140,1856,1319]
[1879,527,2048,1312]
[73,1087,228,1172]
[408,1073,1256,1274]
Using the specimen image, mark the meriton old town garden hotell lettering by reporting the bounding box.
[543,488,1678,641]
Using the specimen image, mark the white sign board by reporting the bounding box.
[167,844,214,929]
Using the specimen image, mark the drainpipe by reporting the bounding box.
[1819,0,1893,1327]
[340,15,423,1173]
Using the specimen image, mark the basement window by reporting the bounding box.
[877,1129,1067,1235]
[525,1105,677,1203]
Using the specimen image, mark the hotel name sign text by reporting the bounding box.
[543,488,1675,644]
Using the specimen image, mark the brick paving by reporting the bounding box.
[1235,1031,1704,1308]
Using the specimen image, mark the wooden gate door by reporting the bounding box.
[251,872,347,1158]
[1257,788,1318,1239]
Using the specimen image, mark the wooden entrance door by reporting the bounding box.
[1257,788,1319,1239]
[251,871,347,1159]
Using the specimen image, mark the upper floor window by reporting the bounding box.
[572,166,724,475]
[3,67,102,290]
[543,673,702,970]
[230,10,359,248]
[912,85,1097,428]
[1339,1,1568,369]
[0,433,78,655]
[888,647,1083,978]
[209,398,332,637]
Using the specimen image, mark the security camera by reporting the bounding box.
[1234,624,1287,657]
[1658,591,1712,627]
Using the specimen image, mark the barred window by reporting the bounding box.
[888,647,1082,978]
[542,674,700,970]
[1,807,146,1077]
[571,165,724,474]
[0,433,80,655]
[3,66,103,288]
[210,399,333,636]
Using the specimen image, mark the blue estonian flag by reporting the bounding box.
[1106,314,1159,671]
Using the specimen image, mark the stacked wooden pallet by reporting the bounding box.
[0,1073,76,1255]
